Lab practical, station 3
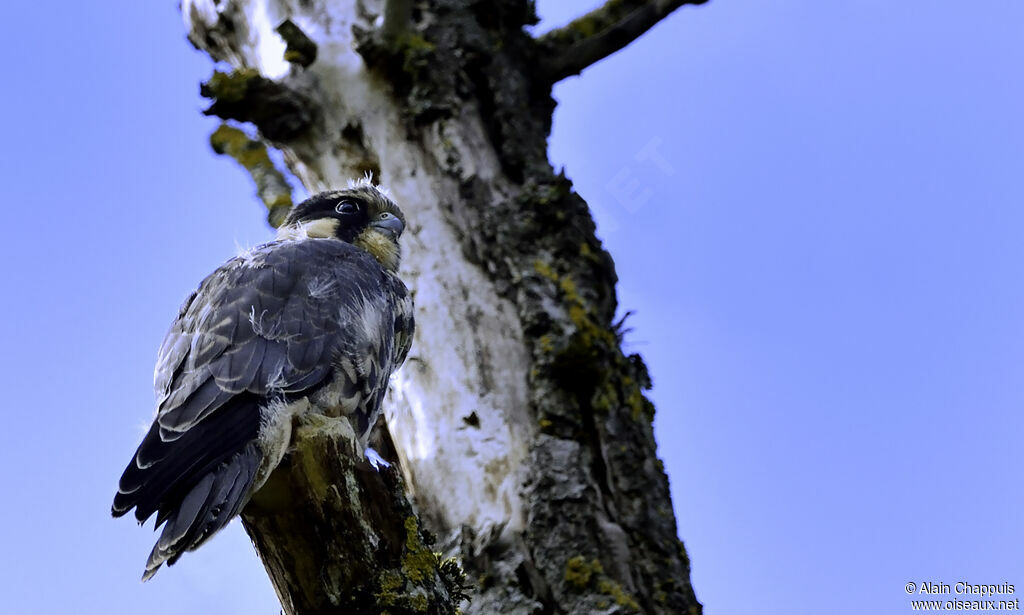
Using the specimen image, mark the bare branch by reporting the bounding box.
[538,0,710,83]
[209,123,294,227]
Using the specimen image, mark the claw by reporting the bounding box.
[365,447,391,471]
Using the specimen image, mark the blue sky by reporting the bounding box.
[1,1,1022,614]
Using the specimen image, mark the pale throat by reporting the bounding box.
[354,229,401,272]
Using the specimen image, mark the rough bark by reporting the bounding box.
[181,1,706,613]
[241,415,468,614]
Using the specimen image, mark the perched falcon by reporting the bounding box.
[112,183,414,580]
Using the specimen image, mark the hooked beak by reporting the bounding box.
[371,215,405,240]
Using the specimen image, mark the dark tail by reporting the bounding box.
[142,443,261,581]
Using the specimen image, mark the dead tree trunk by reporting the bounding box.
[182,1,708,613]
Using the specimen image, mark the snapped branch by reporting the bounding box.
[200,69,315,142]
[537,0,710,83]
[241,415,468,614]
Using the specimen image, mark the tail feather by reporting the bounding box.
[142,443,261,581]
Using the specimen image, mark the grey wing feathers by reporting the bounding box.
[113,239,407,578]
[393,295,415,368]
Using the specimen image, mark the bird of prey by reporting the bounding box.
[112,182,414,580]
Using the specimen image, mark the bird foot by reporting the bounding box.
[364,447,391,471]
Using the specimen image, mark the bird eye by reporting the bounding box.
[335,200,358,214]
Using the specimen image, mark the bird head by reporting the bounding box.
[278,183,407,271]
